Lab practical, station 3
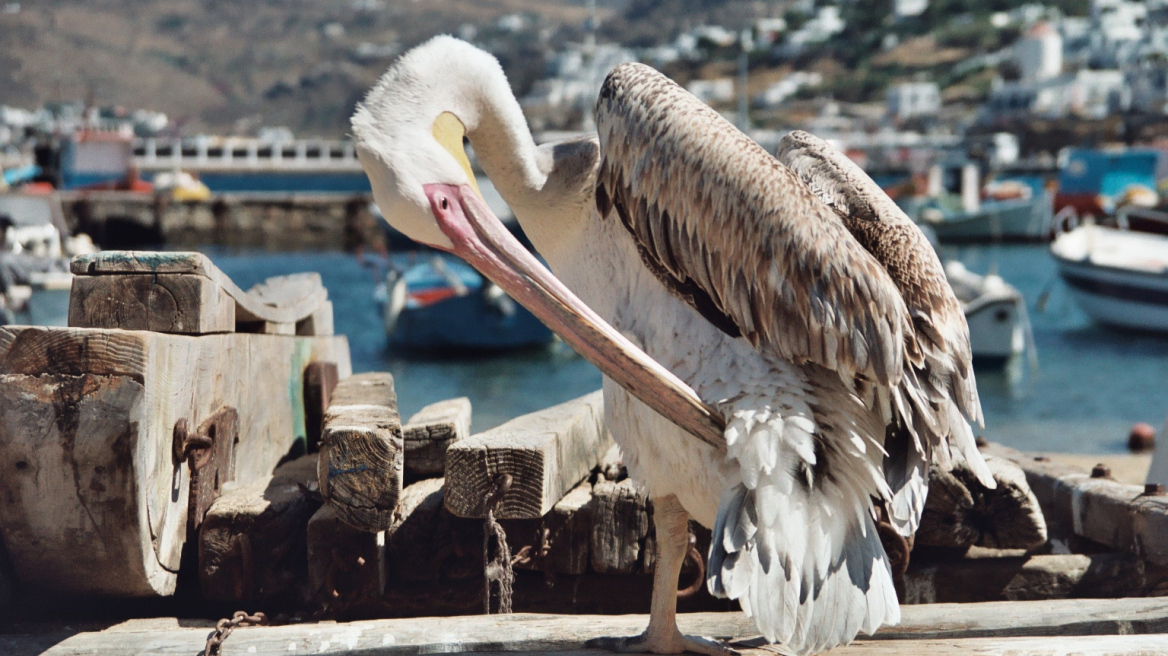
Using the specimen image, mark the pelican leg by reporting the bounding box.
[586,494,738,656]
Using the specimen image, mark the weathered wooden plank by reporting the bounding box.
[904,552,1168,603]
[318,373,403,532]
[199,456,321,604]
[591,478,652,575]
[444,390,610,519]
[329,371,396,408]
[403,397,471,478]
[385,477,482,583]
[304,361,340,453]
[68,273,235,334]
[0,325,351,597]
[306,505,386,614]
[23,600,1168,655]
[985,442,1168,566]
[916,454,1046,550]
[71,251,329,325]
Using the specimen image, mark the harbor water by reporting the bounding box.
[205,244,1167,454]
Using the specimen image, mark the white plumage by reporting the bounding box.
[352,36,991,656]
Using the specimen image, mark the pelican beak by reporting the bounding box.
[424,182,726,452]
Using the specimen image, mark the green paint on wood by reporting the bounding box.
[288,338,313,452]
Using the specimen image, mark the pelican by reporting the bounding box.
[352,36,993,655]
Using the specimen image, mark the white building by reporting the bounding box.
[1014,22,1063,82]
[755,72,823,107]
[520,43,636,129]
[894,0,928,19]
[886,82,941,120]
[686,78,736,105]
[983,69,1128,120]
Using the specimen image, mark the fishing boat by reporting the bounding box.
[945,260,1031,364]
[376,254,553,352]
[1050,207,1168,332]
[0,193,92,326]
[918,194,1053,243]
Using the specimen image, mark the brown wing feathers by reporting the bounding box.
[594,63,913,390]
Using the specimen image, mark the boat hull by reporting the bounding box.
[1056,257,1168,332]
[966,297,1026,362]
[929,198,1051,243]
[390,291,553,352]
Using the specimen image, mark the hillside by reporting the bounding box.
[0,0,602,137]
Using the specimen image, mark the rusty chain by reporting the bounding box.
[483,473,515,614]
[204,610,266,656]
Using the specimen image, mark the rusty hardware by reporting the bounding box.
[511,527,552,567]
[1034,456,1050,462]
[176,407,239,537]
[1143,483,1167,497]
[205,610,266,656]
[1091,464,1112,479]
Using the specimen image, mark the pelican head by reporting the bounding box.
[351,36,725,449]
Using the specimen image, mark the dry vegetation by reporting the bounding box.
[0,0,601,136]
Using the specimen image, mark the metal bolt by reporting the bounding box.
[1144,483,1166,496]
[1091,464,1111,479]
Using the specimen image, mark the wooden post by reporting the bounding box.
[304,361,340,453]
[0,325,350,597]
[916,453,1047,550]
[591,478,652,575]
[306,505,386,615]
[444,390,610,519]
[404,397,471,478]
[199,456,321,604]
[318,373,403,532]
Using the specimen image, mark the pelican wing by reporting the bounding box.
[595,63,912,389]
[776,130,993,530]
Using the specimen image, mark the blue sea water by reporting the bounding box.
[206,245,1168,454]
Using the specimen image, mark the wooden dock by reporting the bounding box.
[4,599,1167,655]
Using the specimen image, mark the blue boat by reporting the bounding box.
[376,254,554,352]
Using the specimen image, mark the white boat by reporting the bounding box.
[1051,213,1168,332]
[0,193,95,326]
[945,260,1030,363]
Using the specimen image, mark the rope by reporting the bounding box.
[483,473,514,614]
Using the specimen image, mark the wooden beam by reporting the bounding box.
[444,390,610,519]
[68,273,235,334]
[199,456,321,604]
[403,397,471,478]
[304,360,340,453]
[916,454,1047,550]
[984,442,1168,567]
[21,600,1168,655]
[904,552,1168,603]
[71,251,329,326]
[306,505,386,615]
[590,478,652,575]
[0,325,350,597]
[385,478,483,583]
[318,373,403,532]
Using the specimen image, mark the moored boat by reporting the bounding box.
[1051,212,1168,332]
[376,254,554,352]
[945,260,1031,364]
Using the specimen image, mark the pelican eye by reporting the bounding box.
[440,197,449,210]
